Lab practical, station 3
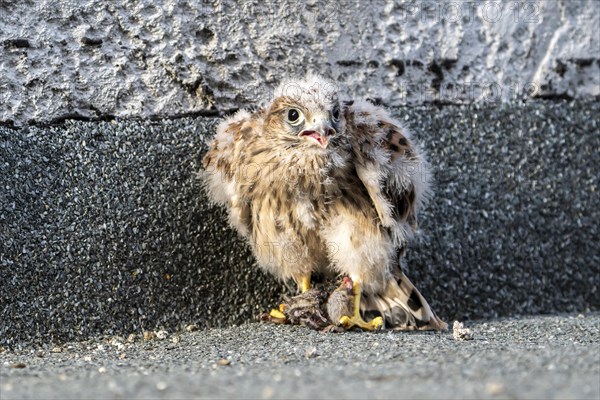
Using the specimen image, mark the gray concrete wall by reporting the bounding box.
[1,0,599,126]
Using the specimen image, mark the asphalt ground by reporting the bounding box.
[1,313,598,400]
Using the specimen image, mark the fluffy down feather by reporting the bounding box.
[203,74,446,330]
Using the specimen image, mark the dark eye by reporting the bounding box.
[288,109,299,122]
[332,105,340,121]
[286,108,304,126]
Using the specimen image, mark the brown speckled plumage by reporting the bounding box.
[203,74,446,331]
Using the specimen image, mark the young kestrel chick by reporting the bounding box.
[202,74,446,331]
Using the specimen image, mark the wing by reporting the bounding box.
[344,101,445,330]
[343,100,430,247]
[202,109,261,238]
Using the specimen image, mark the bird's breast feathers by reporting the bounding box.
[203,92,429,245]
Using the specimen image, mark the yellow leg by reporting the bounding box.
[299,275,311,293]
[339,282,383,331]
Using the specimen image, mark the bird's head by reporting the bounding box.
[263,74,344,151]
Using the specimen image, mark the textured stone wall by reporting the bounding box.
[1,101,598,347]
[1,0,599,126]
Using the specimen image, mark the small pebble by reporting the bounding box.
[11,363,26,369]
[304,346,317,358]
[262,386,275,399]
[218,358,231,366]
[453,321,474,341]
[155,330,168,340]
[185,324,198,332]
[486,382,505,395]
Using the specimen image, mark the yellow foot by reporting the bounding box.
[340,315,383,331]
[339,280,383,331]
[269,308,285,320]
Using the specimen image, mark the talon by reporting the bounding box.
[339,281,383,331]
[340,315,383,331]
[269,309,285,320]
[372,316,383,329]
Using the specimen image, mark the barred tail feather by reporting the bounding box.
[361,272,447,331]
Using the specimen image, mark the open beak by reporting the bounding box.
[298,122,336,149]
